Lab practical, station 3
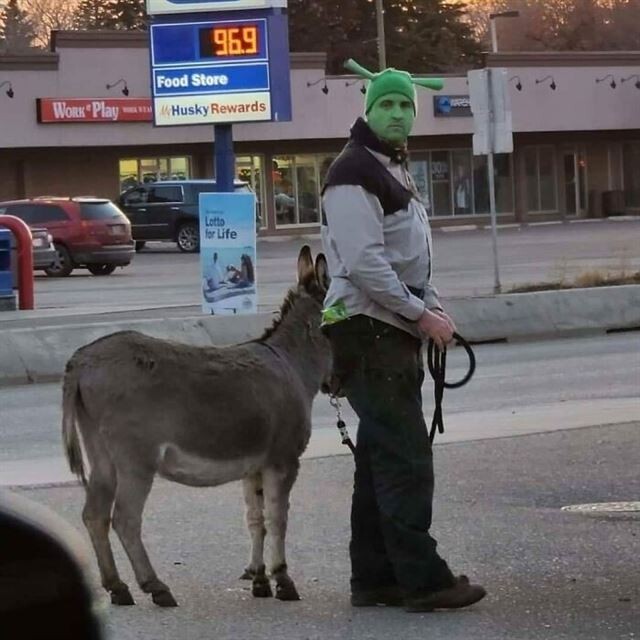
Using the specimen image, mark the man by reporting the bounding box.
[321,60,486,612]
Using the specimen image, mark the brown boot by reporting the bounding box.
[404,575,486,612]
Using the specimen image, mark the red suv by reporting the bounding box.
[0,197,134,277]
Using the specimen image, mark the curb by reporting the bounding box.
[0,285,638,387]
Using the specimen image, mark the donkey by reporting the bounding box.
[62,246,331,608]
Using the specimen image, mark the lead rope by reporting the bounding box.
[426,332,476,443]
[330,395,356,454]
[331,332,476,453]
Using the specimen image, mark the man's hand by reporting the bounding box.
[417,308,457,350]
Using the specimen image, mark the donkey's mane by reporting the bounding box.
[258,287,300,341]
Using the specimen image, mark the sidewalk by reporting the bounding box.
[3,396,638,488]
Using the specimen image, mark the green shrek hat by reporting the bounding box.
[344,58,444,115]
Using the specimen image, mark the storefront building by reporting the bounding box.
[1,31,639,235]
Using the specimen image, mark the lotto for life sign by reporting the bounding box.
[200,192,257,315]
[146,0,286,15]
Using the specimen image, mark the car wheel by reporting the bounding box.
[176,222,200,253]
[135,241,146,252]
[44,244,73,277]
[87,263,117,276]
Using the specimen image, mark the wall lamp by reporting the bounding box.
[0,80,14,98]
[595,74,616,89]
[306,77,329,95]
[345,78,367,94]
[535,75,557,90]
[621,74,640,89]
[106,78,129,96]
[509,75,523,91]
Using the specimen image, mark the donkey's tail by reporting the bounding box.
[62,360,86,485]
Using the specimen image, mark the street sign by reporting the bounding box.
[200,192,257,315]
[147,0,286,15]
[468,68,513,156]
[149,13,291,126]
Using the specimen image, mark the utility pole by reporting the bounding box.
[375,0,386,69]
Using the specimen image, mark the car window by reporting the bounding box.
[148,186,183,204]
[79,201,123,220]
[4,203,70,223]
[30,205,70,223]
[122,188,148,206]
[6,204,38,223]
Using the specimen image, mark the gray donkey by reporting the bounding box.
[62,246,331,608]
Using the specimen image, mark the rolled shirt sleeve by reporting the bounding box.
[422,283,442,311]
[323,185,425,322]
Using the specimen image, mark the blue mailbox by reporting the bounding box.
[0,228,13,295]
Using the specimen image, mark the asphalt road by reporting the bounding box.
[15,422,640,640]
[1,333,638,468]
[28,219,640,313]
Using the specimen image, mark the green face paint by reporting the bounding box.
[366,93,415,146]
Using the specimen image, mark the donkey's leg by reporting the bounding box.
[83,457,134,605]
[242,474,272,598]
[263,464,300,601]
[78,414,134,606]
[111,467,178,608]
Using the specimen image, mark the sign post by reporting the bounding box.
[146,0,291,313]
[468,68,513,294]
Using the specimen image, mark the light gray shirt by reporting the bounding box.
[321,147,440,337]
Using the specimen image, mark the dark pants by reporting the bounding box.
[326,315,455,594]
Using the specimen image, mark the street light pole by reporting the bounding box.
[375,0,386,70]
[486,10,519,293]
[488,10,520,53]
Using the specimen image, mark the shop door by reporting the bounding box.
[563,150,587,217]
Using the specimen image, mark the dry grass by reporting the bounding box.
[509,270,640,293]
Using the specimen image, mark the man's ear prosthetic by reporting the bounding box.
[344,58,444,115]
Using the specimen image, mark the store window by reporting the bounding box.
[273,154,334,227]
[473,154,514,214]
[430,151,452,216]
[409,149,513,217]
[119,157,191,193]
[622,142,640,208]
[236,155,265,225]
[524,146,557,212]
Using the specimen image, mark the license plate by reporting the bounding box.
[109,225,126,235]
[32,238,45,247]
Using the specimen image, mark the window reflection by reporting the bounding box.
[118,157,191,193]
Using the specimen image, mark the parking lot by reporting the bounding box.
[27,218,640,315]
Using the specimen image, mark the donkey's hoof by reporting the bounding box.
[240,567,255,580]
[152,589,178,607]
[252,580,273,598]
[275,582,300,601]
[111,587,135,606]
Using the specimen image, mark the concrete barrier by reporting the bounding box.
[0,286,638,386]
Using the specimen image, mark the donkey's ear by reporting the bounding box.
[297,245,315,286]
[315,253,330,293]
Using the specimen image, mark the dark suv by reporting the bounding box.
[118,180,253,253]
[0,197,134,277]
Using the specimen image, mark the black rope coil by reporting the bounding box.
[426,332,476,442]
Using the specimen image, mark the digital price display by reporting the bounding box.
[199,23,260,59]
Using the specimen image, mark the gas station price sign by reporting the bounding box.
[150,12,291,126]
